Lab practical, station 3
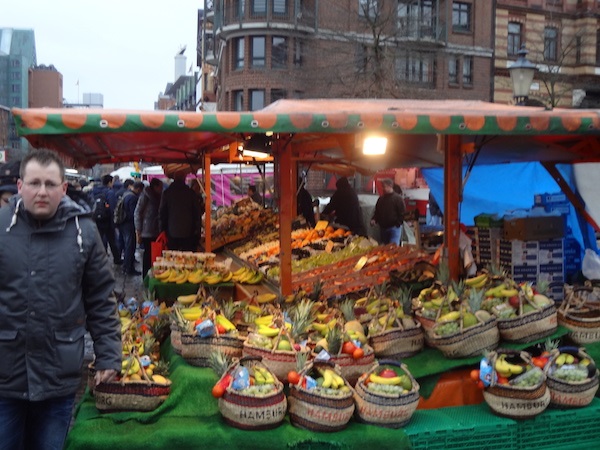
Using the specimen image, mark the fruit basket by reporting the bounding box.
[482,350,550,419]
[543,346,600,408]
[353,360,420,429]
[94,353,172,413]
[557,284,600,344]
[288,360,355,432]
[216,356,287,430]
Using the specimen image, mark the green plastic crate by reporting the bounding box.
[516,398,600,449]
[405,404,517,450]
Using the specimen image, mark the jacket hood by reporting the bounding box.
[5,194,92,252]
[336,177,351,190]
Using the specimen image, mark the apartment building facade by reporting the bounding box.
[202,0,495,111]
[495,0,600,107]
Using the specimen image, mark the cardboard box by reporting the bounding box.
[503,216,564,241]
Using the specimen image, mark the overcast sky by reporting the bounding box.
[3,0,201,110]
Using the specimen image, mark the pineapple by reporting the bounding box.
[436,261,450,286]
[220,298,238,321]
[464,288,485,328]
[535,278,550,296]
[142,334,157,357]
[208,350,231,378]
[289,299,314,344]
[152,359,170,377]
[325,325,343,355]
[294,350,309,373]
[340,298,364,335]
[309,280,324,302]
[394,287,417,330]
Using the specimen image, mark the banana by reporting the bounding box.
[256,293,277,304]
[187,270,205,284]
[220,271,233,283]
[369,373,402,385]
[255,366,274,384]
[498,288,518,298]
[494,355,513,378]
[311,322,329,334]
[437,311,460,322]
[565,354,575,364]
[247,304,262,315]
[254,315,274,326]
[257,325,279,337]
[122,358,140,376]
[154,268,172,281]
[254,369,266,385]
[332,372,345,389]
[465,273,488,287]
[321,369,333,388]
[233,267,247,276]
[555,353,567,366]
[216,314,236,332]
[177,294,198,306]
[485,283,506,298]
[166,270,181,283]
[247,272,264,285]
[204,274,223,285]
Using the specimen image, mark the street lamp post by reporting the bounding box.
[508,45,537,105]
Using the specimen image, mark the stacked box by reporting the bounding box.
[471,226,503,268]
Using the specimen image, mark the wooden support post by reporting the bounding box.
[443,135,462,281]
[204,153,212,253]
[278,142,294,296]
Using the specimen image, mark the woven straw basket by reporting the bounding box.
[483,350,550,419]
[218,356,287,430]
[369,323,424,360]
[95,379,171,412]
[180,333,244,367]
[288,360,355,432]
[558,285,600,344]
[242,340,309,382]
[544,347,600,408]
[312,345,376,386]
[353,360,420,428]
[496,304,557,343]
[170,321,183,355]
[428,317,499,359]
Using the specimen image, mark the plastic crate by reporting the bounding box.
[516,398,600,449]
[406,404,517,450]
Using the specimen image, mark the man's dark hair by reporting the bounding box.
[101,174,113,186]
[248,185,257,194]
[150,178,163,189]
[133,181,144,191]
[20,149,65,181]
[123,179,134,189]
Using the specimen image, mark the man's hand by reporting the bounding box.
[94,369,118,386]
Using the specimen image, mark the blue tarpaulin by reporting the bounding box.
[422,162,598,265]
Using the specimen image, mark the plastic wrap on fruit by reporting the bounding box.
[142,301,158,318]
[195,319,215,338]
[231,366,250,390]
[352,339,362,348]
[140,355,151,367]
[479,358,494,387]
[126,297,139,315]
[304,375,317,390]
[314,349,331,361]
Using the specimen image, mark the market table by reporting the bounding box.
[66,327,600,450]
[143,276,235,302]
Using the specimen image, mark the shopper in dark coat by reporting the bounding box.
[135,178,164,277]
[371,178,406,245]
[92,175,122,264]
[0,150,121,449]
[120,181,144,276]
[297,184,316,228]
[159,171,201,251]
[321,176,366,236]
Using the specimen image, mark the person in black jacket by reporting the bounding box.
[371,178,406,245]
[321,176,365,236]
[297,183,316,228]
[120,181,144,275]
[0,149,121,449]
[92,175,122,264]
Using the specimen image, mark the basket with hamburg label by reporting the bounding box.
[543,346,599,408]
[482,349,550,420]
[215,356,287,430]
[558,283,600,344]
[288,360,355,432]
[354,359,420,429]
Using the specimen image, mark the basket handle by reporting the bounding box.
[239,355,262,363]
[378,359,402,368]
[558,345,580,355]
[312,359,336,368]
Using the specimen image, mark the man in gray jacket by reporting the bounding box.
[0,149,122,450]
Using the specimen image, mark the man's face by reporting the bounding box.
[17,160,67,220]
[383,183,394,194]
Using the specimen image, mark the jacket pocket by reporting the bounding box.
[54,327,86,378]
[0,330,18,381]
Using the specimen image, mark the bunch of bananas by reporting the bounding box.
[253,366,275,385]
[464,273,489,289]
[317,367,346,389]
[153,267,233,285]
[231,266,264,284]
[494,354,525,378]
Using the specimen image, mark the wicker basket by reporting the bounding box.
[170,321,183,355]
[427,316,499,359]
[95,379,171,412]
[557,285,600,344]
[483,350,550,419]
[312,345,376,386]
[180,332,244,367]
[369,323,424,359]
[544,347,600,408]
[288,360,355,432]
[496,304,557,343]
[242,340,310,382]
[353,360,420,428]
[217,356,287,430]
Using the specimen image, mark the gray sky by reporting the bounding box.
[3,0,201,110]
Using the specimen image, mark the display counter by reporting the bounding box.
[65,327,600,450]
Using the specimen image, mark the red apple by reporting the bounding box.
[508,296,519,308]
[379,368,397,378]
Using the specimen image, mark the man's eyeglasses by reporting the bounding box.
[23,181,63,191]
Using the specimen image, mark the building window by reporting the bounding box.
[448,57,459,84]
[596,30,600,66]
[452,2,471,32]
[359,0,378,18]
[233,90,244,111]
[462,56,473,85]
[294,39,303,67]
[271,89,287,103]
[396,51,435,84]
[544,27,558,61]
[252,0,267,15]
[251,36,266,67]
[234,37,244,69]
[397,1,435,38]
[507,22,522,56]
[234,0,245,19]
[273,0,287,15]
[249,89,265,110]
[272,36,288,69]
